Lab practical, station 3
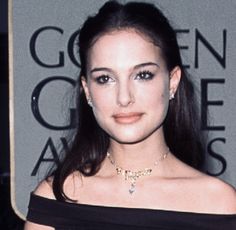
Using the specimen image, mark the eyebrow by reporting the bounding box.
[90,62,160,74]
[134,62,160,70]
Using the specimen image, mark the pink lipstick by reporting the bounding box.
[112,112,143,124]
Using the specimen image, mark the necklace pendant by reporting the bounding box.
[129,183,135,195]
[107,149,169,195]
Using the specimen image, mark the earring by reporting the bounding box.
[87,98,93,107]
[169,93,175,100]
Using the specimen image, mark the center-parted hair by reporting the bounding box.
[52,1,206,201]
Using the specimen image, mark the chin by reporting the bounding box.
[112,138,144,145]
[110,132,150,145]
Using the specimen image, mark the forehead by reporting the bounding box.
[87,29,165,70]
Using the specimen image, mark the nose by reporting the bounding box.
[116,81,134,107]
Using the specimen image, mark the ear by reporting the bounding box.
[169,66,181,98]
[81,76,90,100]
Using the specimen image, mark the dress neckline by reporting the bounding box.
[31,193,236,217]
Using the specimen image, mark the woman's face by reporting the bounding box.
[82,29,180,144]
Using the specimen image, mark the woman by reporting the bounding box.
[24,1,236,229]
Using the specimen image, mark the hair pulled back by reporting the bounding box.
[52,1,205,201]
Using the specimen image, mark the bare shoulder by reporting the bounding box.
[34,172,82,200]
[202,175,236,200]
[171,158,236,214]
[24,178,55,229]
[33,177,55,199]
[197,174,236,214]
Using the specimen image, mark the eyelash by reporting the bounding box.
[135,70,154,81]
[95,75,113,84]
[94,70,155,85]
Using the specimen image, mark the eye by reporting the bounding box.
[135,70,154,81]
[95,75,113,84]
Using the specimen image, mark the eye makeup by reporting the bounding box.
[89,61,160,85]
[135,70,155,81]
[94,74,113,84]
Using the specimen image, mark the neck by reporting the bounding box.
[108,132,169,171]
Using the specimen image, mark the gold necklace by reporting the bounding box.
[107,149,169,195]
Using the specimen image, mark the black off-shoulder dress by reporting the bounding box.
[26,193,236,230]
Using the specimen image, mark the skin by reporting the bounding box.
[24,29,236,230]
[82,29,180,168]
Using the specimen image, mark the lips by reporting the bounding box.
[112,112,144,124]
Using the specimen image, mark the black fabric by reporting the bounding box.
[27,193,236,230]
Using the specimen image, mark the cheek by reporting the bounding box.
[149,93,169,115]
[92,93,106,106]
[139,81,169,107]
[89,89,113,116]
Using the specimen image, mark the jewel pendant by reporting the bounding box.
[129,183,135,195]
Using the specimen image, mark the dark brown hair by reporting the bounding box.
[51,1,205,201]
